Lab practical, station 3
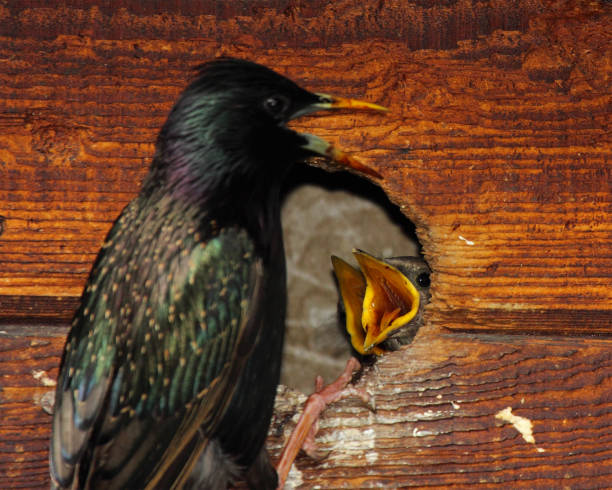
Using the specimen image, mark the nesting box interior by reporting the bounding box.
[1,1,611,488]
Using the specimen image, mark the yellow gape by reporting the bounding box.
[332,249,420,355]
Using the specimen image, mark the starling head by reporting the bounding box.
[151,58,386,206]
[332,250,431,355]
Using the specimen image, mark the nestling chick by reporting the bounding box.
[332,249,431,355]
[275,250,430,488]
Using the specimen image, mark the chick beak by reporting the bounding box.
[332,256,384,356]
[295,93,388,179]
[352,250,420,353]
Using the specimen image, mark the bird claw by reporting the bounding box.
[275,357,373,489]
[335,384,375,413]
[302,446,330,462]
[309,358,375,415]
[301,428,330,461]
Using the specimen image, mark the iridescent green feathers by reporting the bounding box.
[51,192,262,487]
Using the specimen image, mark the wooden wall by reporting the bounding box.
[1,0,610,487]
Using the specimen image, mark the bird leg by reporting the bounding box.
[275,357,373,489]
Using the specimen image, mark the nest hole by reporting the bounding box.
[280,165,426,392]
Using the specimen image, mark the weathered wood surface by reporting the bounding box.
[1,326,611,488]
[1,0,611,488]
[1,0,610,332]
[0,327,65,488]
[268,327,612,488]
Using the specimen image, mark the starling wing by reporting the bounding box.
[50,198,267,489]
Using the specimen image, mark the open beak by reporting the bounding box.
[332,255,384,356]
[295,93,388,179]
[332,250,421,355]
[355,250,420,352]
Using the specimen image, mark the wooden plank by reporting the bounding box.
[1,327,611,488]
[269,329,612,488]
[274,336,612,488]
[0,328,64,489]
[0,1,610,333]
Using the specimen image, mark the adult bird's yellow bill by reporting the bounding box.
[292,93,388,180]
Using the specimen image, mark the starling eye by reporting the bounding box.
[263,95,289,118]
[417,272,431,288]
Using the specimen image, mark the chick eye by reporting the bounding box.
[263,95,290,118]
[417,272,431,288]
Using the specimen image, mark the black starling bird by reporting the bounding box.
[332,250,431,355]
[50,59,386,489]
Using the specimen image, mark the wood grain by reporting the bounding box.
[0,1,611,488]
[0,328,65,489]
[1,326,611,488]
[267,327,612,488]
[1,0,610,332]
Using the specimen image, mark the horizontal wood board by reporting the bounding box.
[0,0,610,332]
[1,326,611,488]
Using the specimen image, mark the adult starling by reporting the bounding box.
[49,59,387,489]
[332,250,431,355]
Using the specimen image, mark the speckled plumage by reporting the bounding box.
[52,179,277,486]
[51,58,385,490]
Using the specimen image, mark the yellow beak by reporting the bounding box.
[297,93,388,180]
[312,93,389,113]
[332,250,421,355]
